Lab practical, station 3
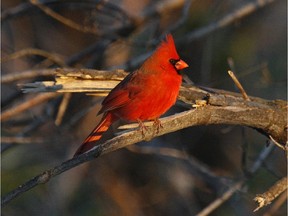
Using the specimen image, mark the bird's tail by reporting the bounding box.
[74,112,115,156]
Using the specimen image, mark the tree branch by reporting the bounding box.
[2,97,287,206]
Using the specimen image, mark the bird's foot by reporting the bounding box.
[138,119,147,137]
[153,118,163,134]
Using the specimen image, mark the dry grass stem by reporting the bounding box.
[55,93,72,126]
[1,93,58,122]
[228,70,251,101]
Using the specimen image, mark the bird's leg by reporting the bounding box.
[153,118,163,134]
[137,119,147,137]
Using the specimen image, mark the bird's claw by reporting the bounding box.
[138,120,147,138]
[153,118,163,134]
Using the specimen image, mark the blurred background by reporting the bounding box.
[1,0,287,215]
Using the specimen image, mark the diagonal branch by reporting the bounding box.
[180,0,276,43]
[2,99,287,206]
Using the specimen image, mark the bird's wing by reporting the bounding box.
[98,71,142,114]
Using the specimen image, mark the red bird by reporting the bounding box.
[74,34,188,156]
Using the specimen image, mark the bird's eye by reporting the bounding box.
[169,59,179,65]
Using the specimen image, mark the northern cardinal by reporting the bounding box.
[74,34,188,156]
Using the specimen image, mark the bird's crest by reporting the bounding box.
[155,34,180,60]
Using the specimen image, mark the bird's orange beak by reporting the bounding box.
[175,59,189,70]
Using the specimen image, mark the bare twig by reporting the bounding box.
[228,70,250,101]
[269,135,287,151]
[29,0,99,35]
[0,93,58,122]
[180,0,275,43]
[1,48,66,66]
[55,93,72,126]
[196,181,244,216]
[254,177,287,212]
[1,69,55,83]
[1,136,44,144]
